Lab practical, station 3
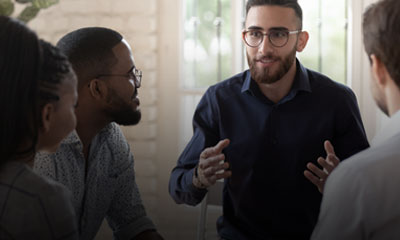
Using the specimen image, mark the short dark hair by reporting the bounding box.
[56,27,123,89]
[246,0,303,29]
[0,16,73,163]
[363,0,400,88]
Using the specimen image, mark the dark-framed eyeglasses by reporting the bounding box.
[243,29,300,48]
[97,68,142,88]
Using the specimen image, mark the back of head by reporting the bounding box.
[0,16,41,162]
[56,27,123,89]
[246,0,303,29]
[363,0,400,88]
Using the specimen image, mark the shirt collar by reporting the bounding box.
[61,123,114,146]
[372,110,400,146]
[62,130,81,145]
[241,58,312,95]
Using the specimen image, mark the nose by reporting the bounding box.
[258,35,274,55]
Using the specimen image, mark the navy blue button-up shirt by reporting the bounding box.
[169,60,369,240]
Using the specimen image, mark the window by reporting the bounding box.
[298,0,348,84]
[182,0,244,89]
[180,0,245,149]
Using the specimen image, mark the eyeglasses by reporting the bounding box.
[243,29,300,48]
[97,68,142,88]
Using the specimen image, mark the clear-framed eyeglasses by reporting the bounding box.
[242,29,301,48]
[97,67,142,88]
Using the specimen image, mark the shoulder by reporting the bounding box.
[306,67,356,100]
[101,122,128,146]
[0,163,77,239]
[328,134,400,193]
[17,166,69,197]
[99,123,133,168]
[194,72,247,117]
[207,71,247,96]
[3,164,73,206]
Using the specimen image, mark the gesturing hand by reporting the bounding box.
[193,139,232,189]
[304,140,340,193]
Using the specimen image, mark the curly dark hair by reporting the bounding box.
[0,16,74,163]
[39,39,75,111]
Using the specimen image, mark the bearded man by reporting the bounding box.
[169,0,369,239]
[34,27,163,240]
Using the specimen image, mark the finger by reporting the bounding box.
[199,154,225,169]
[304,170,323,189]
[317,158,336,173]
[202,161,229,177]
[326,154,340,167]
[215,170,232,180]
[324,140,336,155]
[200,146,217,159]
[207,174,218,185]
[306,161,328,179]
[213,139,230,155]
[200,139,230,159]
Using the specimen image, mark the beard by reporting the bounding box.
[104,87,142,126]
[247,44,297,84]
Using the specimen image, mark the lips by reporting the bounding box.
[132,96,140,106]
[259,58,275,63]
[256,58,276,67]
[255,55,280,67]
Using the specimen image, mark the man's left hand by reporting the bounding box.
[304,140,340,193]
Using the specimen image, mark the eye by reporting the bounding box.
[248,30,262,38]
[270,30,287,39]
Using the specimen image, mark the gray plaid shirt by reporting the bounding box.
[0,161,78,240]
[34,123,155,240]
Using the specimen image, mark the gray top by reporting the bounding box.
[311,111,400,240]
[0,161,78,240]
[34,123,155,240]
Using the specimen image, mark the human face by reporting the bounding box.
[102,39,141,126]
[38,73,78,152]
[244,5,305,84]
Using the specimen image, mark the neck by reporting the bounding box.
[75,106,110,150]
[256,60,297,103]
[386,81,400,117]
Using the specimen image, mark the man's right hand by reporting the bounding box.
[304,140,340,193]
[193,139,231,189]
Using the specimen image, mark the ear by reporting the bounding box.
[41,103,54,133]
[88,79,108,100]
[296,31,309,52]
[370,54,388,88]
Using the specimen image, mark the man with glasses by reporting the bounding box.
[169,0,368,239]
[35,28,163,240]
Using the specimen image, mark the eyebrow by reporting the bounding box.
[247,26,289,31]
